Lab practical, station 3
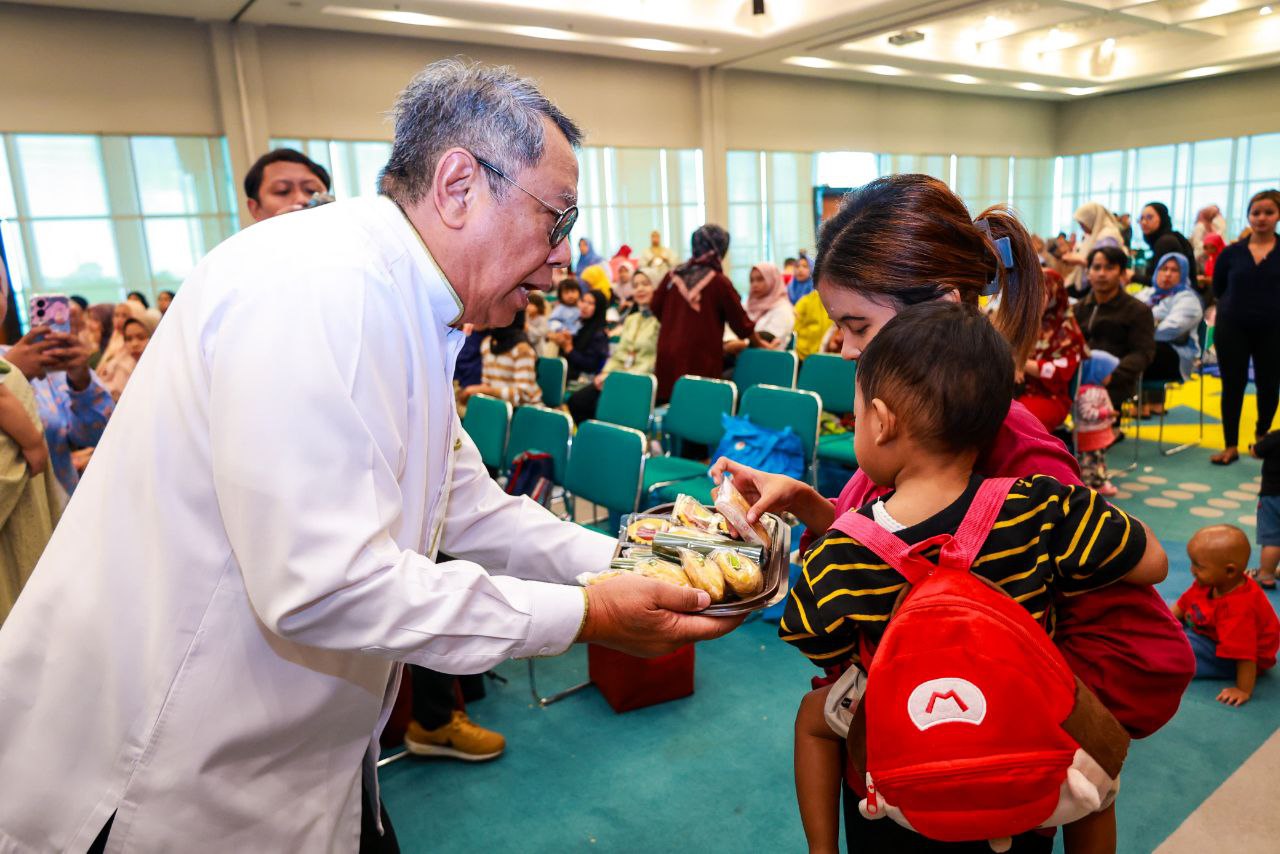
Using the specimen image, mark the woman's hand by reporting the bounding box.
[44,332,94,391]
[708,457,834,533]
[5,327,59,381]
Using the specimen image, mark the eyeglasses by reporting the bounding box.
[474,155,578,247]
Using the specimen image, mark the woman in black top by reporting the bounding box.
[547,288,610,381]
[1136,202,1197,289]
[1211,189,1280,465]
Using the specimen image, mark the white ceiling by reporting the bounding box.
[17,0,1280,100]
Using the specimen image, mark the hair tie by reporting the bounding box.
[974,219,1017,298]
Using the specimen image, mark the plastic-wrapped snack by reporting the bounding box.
[577,569,630,586]
[652,532,765,564]
[678,547,725,603]
[625,516,671,544]
[711,548,764,598]
[713,476,773,549]
[672,495,732,537]
[633,557,691,588]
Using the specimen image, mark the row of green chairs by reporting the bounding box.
[798,354,859,468]
[537,356,657,435]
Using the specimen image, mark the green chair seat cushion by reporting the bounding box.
[641,456,709,491]
[817,433,858,466]
[650,475,715,506]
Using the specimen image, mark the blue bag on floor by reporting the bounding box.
[711,413,805,480]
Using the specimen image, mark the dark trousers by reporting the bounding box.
[409,664,461,730]
[567,383,602,425]
[842,783,1053,853]
[86,781,399,854]
[1216,321,1280,447]
[1143,342,1184,406]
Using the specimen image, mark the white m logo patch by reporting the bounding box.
[906,678,988,731]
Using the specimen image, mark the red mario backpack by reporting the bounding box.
[828,478,1131,850]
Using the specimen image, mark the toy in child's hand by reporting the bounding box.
[714,476,773,549]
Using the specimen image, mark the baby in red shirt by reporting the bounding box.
[1174,525,1280,706]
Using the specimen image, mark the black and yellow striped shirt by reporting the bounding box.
[780,475,1146,666]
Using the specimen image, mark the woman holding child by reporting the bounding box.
[712,174,1189,854]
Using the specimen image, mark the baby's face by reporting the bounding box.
[1187,541,1233,588]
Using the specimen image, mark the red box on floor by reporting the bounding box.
[587,643,695,713]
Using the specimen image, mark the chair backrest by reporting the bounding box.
[797,353,857,415]
[536,356,568,407]
[596,372,656,434]
[735,348,798,391]
[565,420,647,513]
[663,376,738,448]
[506,405,572,484]
[460,394,511,472]
[739,383,822,468]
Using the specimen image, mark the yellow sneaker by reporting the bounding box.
[403,711,505,762]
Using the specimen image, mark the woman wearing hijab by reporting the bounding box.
[567,271,661,424]
[574,238,604,276]
[1136,252,1204,417]
[651,224,756,403]
[726,262,793,356]
[578,264,613,303]
[548,289,610,382]
[1016,270,1086,432]
[786,255,815,304]
[1191,204,1227,261]
[1063,202,1126,295]
[1135,202,1196,287]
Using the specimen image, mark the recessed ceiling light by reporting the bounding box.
[1262,5,1273,15]
[783,56,840,69]
[497,25,580,42]
[322,6,460,28]
[945,74,981,85]
[617,37,700,53]
[863,64,906,76]
[1065,86,1100,96]
[1015,82,1046,92]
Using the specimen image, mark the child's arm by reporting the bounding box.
[0,385,47,475]
[1218,660,1257,707]
[1121,520,1169,586]
[794,686,843,854]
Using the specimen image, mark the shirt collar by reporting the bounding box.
[374,195,465,329]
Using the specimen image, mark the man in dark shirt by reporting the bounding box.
[1072,246,1156,411]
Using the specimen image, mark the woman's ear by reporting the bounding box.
[870,397,898,445]
[938,289,962,304]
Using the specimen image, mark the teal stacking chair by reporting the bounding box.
[506,405,573,486]
[1140,318,1208,457]
[734,349,798,391]
[460,394,511,474]
[643,376,737,503]
[596,372,657,434]
[564,420,647,534]
[799,354,859,468]
[536,356,569,408]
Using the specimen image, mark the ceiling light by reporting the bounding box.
[863,64,906,76]
[497,25,581,42]
[945,74,981,85]
[888,30,925,47]
[1099,38,1116,60]
[322,6,461,28]
[616,37,703,53]
[1065,86,1100,96]
[1015,82,1046,92]
[1178,65,1226,79]
[1262,5,1273,14]
[783,56,840,69]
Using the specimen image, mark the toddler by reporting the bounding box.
[547,278,582,335]
[783,303,1168,853]
[1173,525,1279,706]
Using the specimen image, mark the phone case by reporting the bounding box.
[27,294,72,335]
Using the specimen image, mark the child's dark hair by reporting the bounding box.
[527,291,546,314]
[1087,245,1129,270]
[857,301,1013,455]
[557,278,581,299]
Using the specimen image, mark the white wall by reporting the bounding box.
[1055,66,1280,154]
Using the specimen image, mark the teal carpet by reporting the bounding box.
[380,440,1280,853]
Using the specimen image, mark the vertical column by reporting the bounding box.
[699,67,728,228]
[209,22,270,228]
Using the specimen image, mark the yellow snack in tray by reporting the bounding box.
[677,547,725,603]
[633,557,691,588]
[712,548,764,598]
[626,516,671,544]
[672,494,732,537]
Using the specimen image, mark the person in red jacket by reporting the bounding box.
[1174,525,1280,707]
[1018,270,1086,431]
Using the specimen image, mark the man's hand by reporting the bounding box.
[5,327,60,381]
[43,332,94,390]
[1217,686,1251,706]
[577,574,743,657]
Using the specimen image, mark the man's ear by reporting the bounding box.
[246,198,263,221]
[870,397,898,446]
[432,148,482,232]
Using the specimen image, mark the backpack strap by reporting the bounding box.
[827,477,1019,584]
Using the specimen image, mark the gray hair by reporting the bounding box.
[380,58,582,205]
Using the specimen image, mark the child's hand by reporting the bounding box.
[21,441,48,477]
[1217,686,1251,706]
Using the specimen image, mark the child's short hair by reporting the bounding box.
[557,278,581,299]
[1087,245,1129,270]
[857,301,1013,454]
[527,291,546,314]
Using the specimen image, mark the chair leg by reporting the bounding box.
[1161,381,1198,457]
[527,659,591,708]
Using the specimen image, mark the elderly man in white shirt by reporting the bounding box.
[0,60,737,854]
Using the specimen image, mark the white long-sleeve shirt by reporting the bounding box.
[0,196,614,853]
